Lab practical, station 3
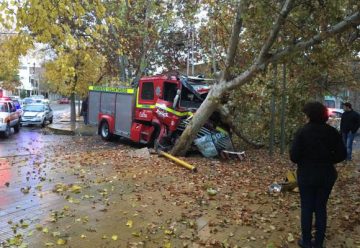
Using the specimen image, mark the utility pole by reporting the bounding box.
[269,63,277,156]
[210,30,217,75]
[186,27,190,76]
[191,26,195,76]
[280,63,287,154]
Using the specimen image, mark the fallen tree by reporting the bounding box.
[171,0,360,156]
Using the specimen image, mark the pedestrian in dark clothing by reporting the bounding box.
[340,102,360,161]
[290,102,346,248]
[80,97,89,125]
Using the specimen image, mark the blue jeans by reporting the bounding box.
[342,131,355,160]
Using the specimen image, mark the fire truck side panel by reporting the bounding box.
[100,92,116,116]
[88,91,101,125]
[114,93,135,138]
[88,86,135,139]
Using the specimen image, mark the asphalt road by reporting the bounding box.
[0,102,109,244]
[0,103,71,156]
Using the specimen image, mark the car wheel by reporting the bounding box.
[49,117,53,124]
[2,124,11,138]
[100,121,113,141]
[14,122,20,133]
[41,119,46,128]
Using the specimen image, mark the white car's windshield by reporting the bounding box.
[24,105,44,112]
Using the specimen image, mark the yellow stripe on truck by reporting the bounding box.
[88,86,134,94]
[155,103,193,117]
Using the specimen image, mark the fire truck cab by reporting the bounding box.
[89,75,207,147]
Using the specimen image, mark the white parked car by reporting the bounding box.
[0,99,21,137]
[21,103,53,127]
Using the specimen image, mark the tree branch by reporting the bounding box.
[222,1,244,81]
[225,11,360,91]
[270,11,360,63]
[256,0,295,65]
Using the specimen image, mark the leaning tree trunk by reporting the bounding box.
[170,1,358,156]
[171,89,220,156]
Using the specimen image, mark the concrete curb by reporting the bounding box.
[47,125,75,135]
[47,124,97,136]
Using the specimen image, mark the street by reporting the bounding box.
[0,103,122,247]
[0,104,359,248]
[0,102,71,157]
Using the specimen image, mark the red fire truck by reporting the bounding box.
[88,74,233,156]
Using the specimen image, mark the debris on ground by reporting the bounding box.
[129,147,151,159]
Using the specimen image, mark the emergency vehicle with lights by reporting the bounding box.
[88,74,233,155]
[0,97,21,138]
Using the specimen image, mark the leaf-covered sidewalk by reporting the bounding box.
[0,136,359,248]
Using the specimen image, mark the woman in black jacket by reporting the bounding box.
[290,102,346,248]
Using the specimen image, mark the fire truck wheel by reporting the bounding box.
[100,121,113,141]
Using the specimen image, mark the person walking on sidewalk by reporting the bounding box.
[290,102,346,248]
[80,97,89,125]
[340,102,360,161]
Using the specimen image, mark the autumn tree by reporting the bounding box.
[2,0,110,121]
[100,0,183,82]
[0,31,33,91]
[171,0,360,155]
[44,49,105,98]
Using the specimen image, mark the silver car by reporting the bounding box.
[21,103,53,127]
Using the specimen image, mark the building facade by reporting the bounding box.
[18,57,42,97]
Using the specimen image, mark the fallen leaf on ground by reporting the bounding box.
[57,239,67,245]
[126,220,133,228]
[70,185,82,193]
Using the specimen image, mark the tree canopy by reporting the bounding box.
[0,33,32,90]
